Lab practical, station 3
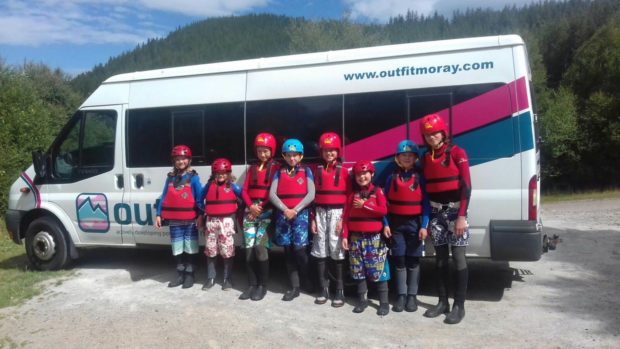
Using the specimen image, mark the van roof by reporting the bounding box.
[103,35,524,84]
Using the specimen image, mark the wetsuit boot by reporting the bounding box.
[222,257,233,290]
[182,254,196,289]
[405,265,420,312]
[331,260,345,308]
[168,254,185,288]
[202,256,216,290]
[353,280,368,313]
[240,249,257,300]
[283,247,300,301]
[392,267,407,312]
[252,260,269,301]
[314,258,329,304]
[377,281,390,316]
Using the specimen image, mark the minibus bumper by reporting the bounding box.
[5,209,25,244]
[489,220,542,261]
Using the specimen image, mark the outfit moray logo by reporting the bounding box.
[76,193,110,233]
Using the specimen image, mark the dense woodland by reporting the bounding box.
[1,0,619,213]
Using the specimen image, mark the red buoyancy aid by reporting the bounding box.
[204,181,238,216]
[387,172,422,216]
[247,160,277,201]
[347,187,383,233]
[161,173,197,220]
[424,144,460,193]
[314,164,348,206]
[276,167,308,209]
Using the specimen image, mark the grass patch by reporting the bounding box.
[542,189,620,204]
[0,220,69,309]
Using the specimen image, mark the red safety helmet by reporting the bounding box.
[212,158,232,173]
[318,132,342,155]
[420,114,448,136]
[254,133,276,155]
[171,145,192,158]
[353,160,375,175]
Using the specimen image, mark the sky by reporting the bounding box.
[0,0,545,76]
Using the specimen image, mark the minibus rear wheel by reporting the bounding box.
[25,217,70,271]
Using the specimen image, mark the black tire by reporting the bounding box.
[25,217,70,271]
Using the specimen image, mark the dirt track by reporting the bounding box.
[1,199,619,348]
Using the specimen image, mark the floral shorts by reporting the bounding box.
[205,216,236,258]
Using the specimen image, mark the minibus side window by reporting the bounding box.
[54,116,81,179]
[344,90,407,154]
[52,110,117,181]
[202,102,244,165]
[126,102,245,167]
[246,95,342,162]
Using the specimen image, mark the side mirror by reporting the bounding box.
[32,151,49,179]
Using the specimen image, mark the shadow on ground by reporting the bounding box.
[33,242,523,307]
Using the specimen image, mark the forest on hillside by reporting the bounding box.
[1,0,619,212]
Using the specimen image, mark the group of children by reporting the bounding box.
[155,113,471,324]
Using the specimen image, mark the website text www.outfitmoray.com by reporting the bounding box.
[343,61,494,81]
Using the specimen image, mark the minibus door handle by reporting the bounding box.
[115,174,124,189]
[135,174,144,189]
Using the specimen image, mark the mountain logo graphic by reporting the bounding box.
[76,193,110,233]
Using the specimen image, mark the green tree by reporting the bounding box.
[0,62,80,213]
[539,87,580,190]
[287,18,388,53]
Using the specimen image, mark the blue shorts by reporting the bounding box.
[274,208,309,248]
[388,215,423,257]
[169,223,199,256]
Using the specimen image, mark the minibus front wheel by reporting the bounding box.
[25,217,70,271]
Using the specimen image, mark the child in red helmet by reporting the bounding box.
[239,133,280,301]
[310,132,350,307]
[155,145,204,289]
[419,113,472,325]
[201,158,248,291]
[341,160,390,316]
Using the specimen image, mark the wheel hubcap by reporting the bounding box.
[32,231,56,261]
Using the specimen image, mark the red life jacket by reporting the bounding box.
[204,181,238,216]
[314,163,348,206]
[276,167,308,209]
[246,160,277,201]
[161,172,197,220]
[387,172,422,216]
[347,186,383,233]
[424,144,460,193]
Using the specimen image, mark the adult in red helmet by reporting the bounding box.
[310,132,350,307]
[156,145,204,289]
[341,160,391,316]
[201,158,247,291]
[239,133,280,301]
[419,113,472,325]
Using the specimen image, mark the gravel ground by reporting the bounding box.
[0,199,619,349]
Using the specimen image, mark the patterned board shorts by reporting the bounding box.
[310,206,345,260]
[349,232,391,282]
[429,206,469,247]
[242,208,272,249]
[205,216,236,258]
[274,208,309,248]
[169,223,199,256]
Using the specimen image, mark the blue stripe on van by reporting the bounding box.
[371,111,534,184]
[452,111,533,167]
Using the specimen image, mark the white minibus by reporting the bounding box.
[6,35,544,270]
